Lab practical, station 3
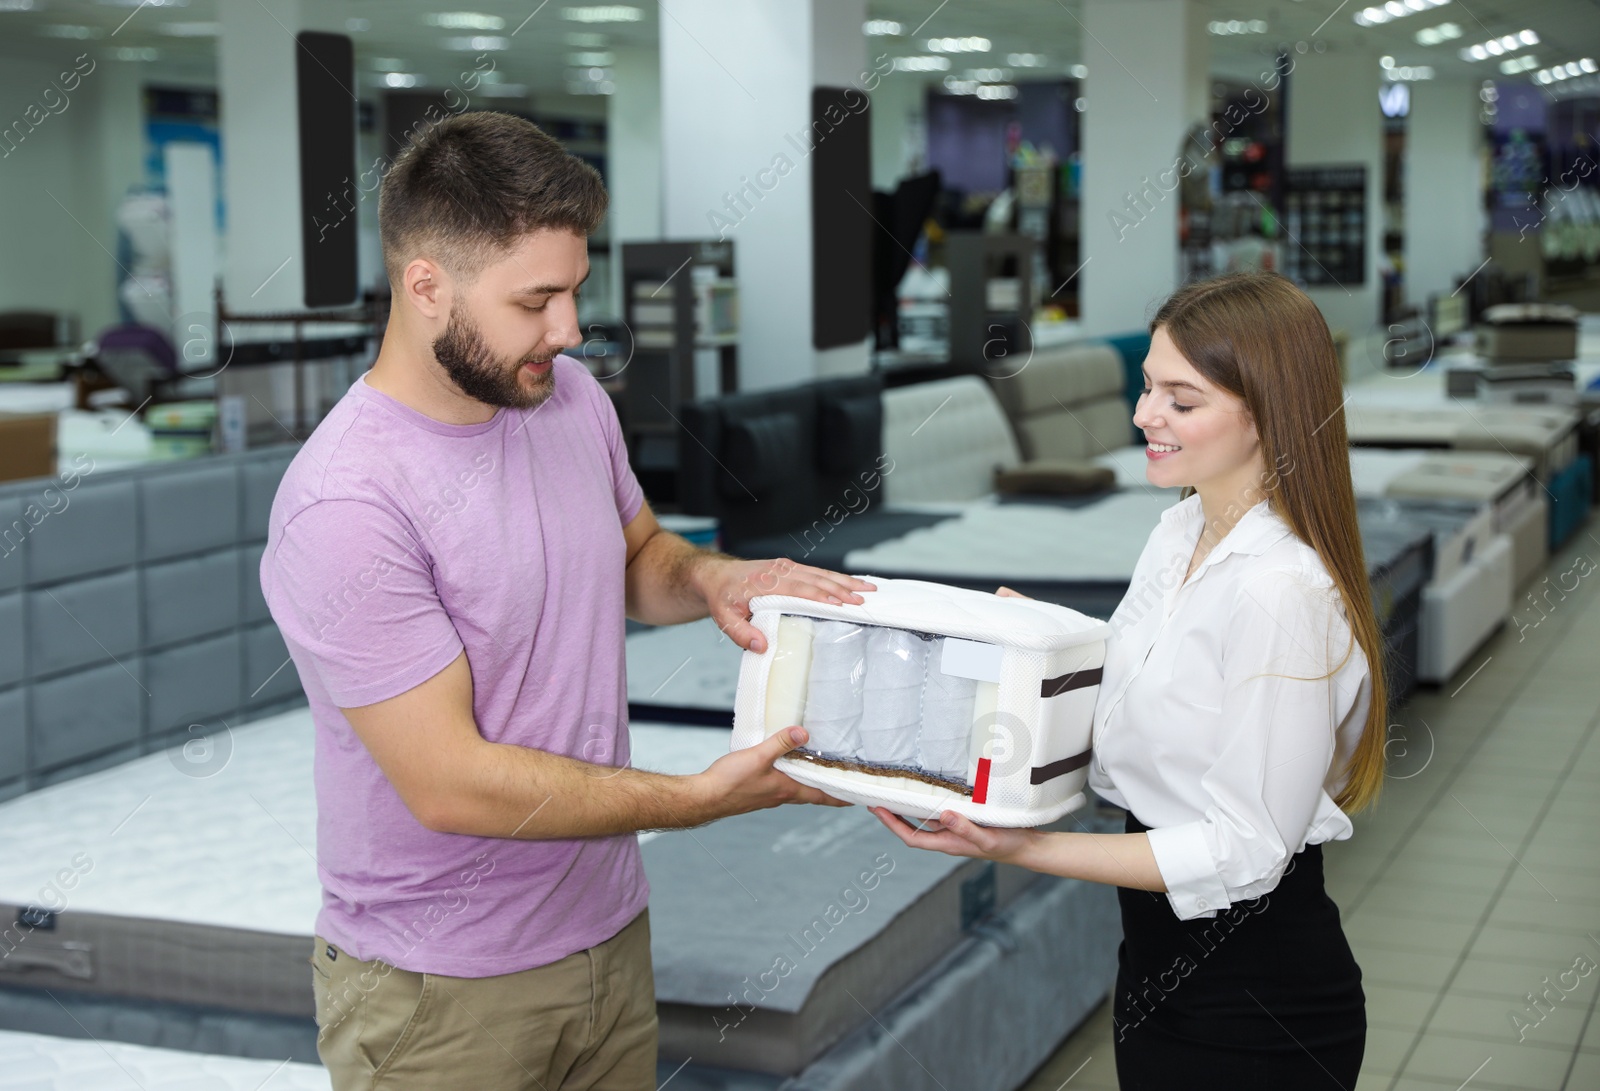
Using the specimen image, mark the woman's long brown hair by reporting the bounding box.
[1149,272,1388,812]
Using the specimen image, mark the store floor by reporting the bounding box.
[1020,508,1600,1091]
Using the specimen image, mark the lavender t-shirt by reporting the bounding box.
[261,356,648,977]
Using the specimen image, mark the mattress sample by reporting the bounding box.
[0,1029,331,1090]
[0,710,728,1016]
[732,580,1110,826]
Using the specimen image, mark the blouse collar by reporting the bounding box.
[1161,492,1296,571]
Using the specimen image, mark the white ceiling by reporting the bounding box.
[0,0,1595,101]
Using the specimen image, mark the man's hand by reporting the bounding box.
[693,557,875,652]
[692,726,849,818]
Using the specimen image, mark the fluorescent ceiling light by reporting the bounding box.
[442,35,508,50]
[1460,29,1537,61]
[927,36,990,53]
[425,12,505,30]
[568,51,614,66]
[110,46,159,60]
[384,72,419,87]
[1355,0,1449,27]
[1533,57,1591,83]
[347,18,371,32]
[1500,55,1539,75]
[1384,64,1434,80]
[964,67,1013,82]
[1071,63,1088,78]
[1414,21,1460,45]
[1007,53,1046,67]
[977,84,1018,100]
[158,21,218,36]
[865,20,902,36]
[1208,20,1268,35]
[0,1,40,11]
[892,55,951,71]
[562,6,642,23]
[40,23,102,37]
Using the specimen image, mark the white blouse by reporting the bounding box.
[1089,493,1372,921]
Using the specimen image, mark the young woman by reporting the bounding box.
[872,272,1386,1090]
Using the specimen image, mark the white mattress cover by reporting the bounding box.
[1348,447,1532,502]
[0,710,731,935]
[625,616,742,711]
[0,1029,330,1091]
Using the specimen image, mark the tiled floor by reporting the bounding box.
[1021,511,1600,1091]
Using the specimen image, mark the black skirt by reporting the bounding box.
[1113,813,1366,1091]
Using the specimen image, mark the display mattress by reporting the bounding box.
[1344,401,1579,481]
[1347,447,1546,590]
[0,709,730,1017]
[0,708,1107,1082]
[833,493,1429,698]
[0,1028,331,1090]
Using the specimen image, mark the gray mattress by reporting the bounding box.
[645,803,1048,1076]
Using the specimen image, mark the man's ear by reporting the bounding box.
[403,258,448,321]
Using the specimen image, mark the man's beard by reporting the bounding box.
[432,303,556,410]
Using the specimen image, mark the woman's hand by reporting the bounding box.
[995,586,1031,599]
[869,806,1039,867]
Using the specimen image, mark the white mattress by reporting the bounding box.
[625,616,743,714]
[0,1029,330,1091]
[1347,447,1532,504]
[1419,534,1514,683]
[0,710,731,935]
[845,492,1175,581]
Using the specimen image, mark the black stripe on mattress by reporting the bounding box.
[1031,750,1092,785]
[1040,667,1103,698]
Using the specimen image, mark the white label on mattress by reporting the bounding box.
[940,637,1003,682]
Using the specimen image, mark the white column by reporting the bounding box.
[1079,0,1210,337]
[869,67,927,193]
[608,44,662,320]
[1404,77,1484,307]
[659,0,869,391]
[86,60,147,336]
[1285,48,1383,342]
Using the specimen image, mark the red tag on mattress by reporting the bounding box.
[972,757,992,804]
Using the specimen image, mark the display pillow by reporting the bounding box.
[730,578,1110,826]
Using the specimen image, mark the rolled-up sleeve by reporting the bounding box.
[1145,566,1363,920]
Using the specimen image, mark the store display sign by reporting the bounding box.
[1283,165,1366,287]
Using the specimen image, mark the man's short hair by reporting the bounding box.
[379,111,608,288]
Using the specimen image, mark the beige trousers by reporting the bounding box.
[311,910,657,1090]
